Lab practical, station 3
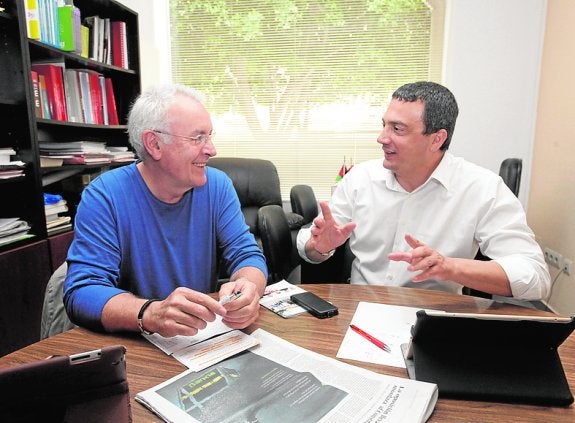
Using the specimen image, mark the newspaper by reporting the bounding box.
[136,329,438,423]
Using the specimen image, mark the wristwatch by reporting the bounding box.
[315,247,335,258]
[137,299,158,335]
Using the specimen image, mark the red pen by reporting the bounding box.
[349,324,391,353]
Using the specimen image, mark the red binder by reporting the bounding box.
[105,77,119,125]
[111,21,128,69]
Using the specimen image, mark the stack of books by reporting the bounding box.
[0,148,26,179]
[0,218,32,247]
[44,193,72,235]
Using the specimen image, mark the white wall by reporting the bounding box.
[444,0,547,208]
[116,0,171,89]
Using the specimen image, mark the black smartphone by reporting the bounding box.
[291,292,338,319]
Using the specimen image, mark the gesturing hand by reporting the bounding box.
[388,234,452,282]
[309,201,356,255]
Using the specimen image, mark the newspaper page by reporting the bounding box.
[136,329,438,423]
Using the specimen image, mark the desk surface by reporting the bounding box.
[1,284,573,422]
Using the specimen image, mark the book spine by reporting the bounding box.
[104,78,119,125]
[73,7,82,54]
[57,5,74,51]
[37,0,49,44]
[30,70,42,118]
[63,69,83,123]
[99,75,109,125]
[77,71,93,123]
[24,0,41,40]
[87,71,103,124]
[38,74,51,119]
[111,21,128,69]
[80,25,89,58]
[50,0,61,49]
[83,16,97,61]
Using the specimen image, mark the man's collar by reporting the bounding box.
[384,153,453,192]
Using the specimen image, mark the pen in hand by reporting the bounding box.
[350,324,391,353]
[220,290,242,305]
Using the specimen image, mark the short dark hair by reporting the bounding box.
[392,81,459,151]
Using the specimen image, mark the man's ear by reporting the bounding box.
[430,129,448,152]
[142,130,162,160]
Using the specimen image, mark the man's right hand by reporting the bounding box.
[305,201,356,260]
[143,287,227,337]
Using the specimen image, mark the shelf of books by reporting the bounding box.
[0,0,140,253]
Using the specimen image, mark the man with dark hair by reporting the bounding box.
[297,81,550,300]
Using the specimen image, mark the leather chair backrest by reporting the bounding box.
[258,205,299,282]
[208,158,282,236]
[290,184,318,225]
[499,158,522,197]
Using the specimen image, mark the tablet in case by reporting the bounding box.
[402,311,575,406]
[0,344,131,422]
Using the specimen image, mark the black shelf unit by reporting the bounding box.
[0,0,140,357]
[0,0,140,254]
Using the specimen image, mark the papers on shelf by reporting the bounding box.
[258,280,307,318]
[0,218,32,246]
[136,329,438,423]
[337,302,439,368]
[38,141,136,166]
[143,315,259,371]
[0,160,26,179]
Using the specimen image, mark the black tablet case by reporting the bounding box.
[403,311,575,406]
[0,344,131,422]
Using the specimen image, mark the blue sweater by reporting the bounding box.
[63,163,267,330]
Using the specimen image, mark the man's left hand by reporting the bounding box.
[388,234,451,282]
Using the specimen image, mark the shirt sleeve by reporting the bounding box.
[477,181,551,301]
[63,179,126,331]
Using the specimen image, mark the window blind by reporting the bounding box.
[169,0,445,200]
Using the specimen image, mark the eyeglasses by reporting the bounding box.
[152,129,215,146]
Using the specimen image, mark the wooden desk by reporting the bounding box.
[1,285,573,422]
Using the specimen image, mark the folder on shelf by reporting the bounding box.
[402,310,575,406]
[58,4,81,53]
[24,0,41,40]
[111,20,128,69]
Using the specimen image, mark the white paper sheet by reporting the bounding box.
[337,302,439,368]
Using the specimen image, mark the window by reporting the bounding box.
[170,0,445,200]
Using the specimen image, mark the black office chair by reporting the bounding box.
[290,184,318,226]
[465,158,523,298]
[258,205,301,283]
[499,158,522,197]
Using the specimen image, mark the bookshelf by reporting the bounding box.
[0,0,140,356]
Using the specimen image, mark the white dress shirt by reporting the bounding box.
[297,153,550,300]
